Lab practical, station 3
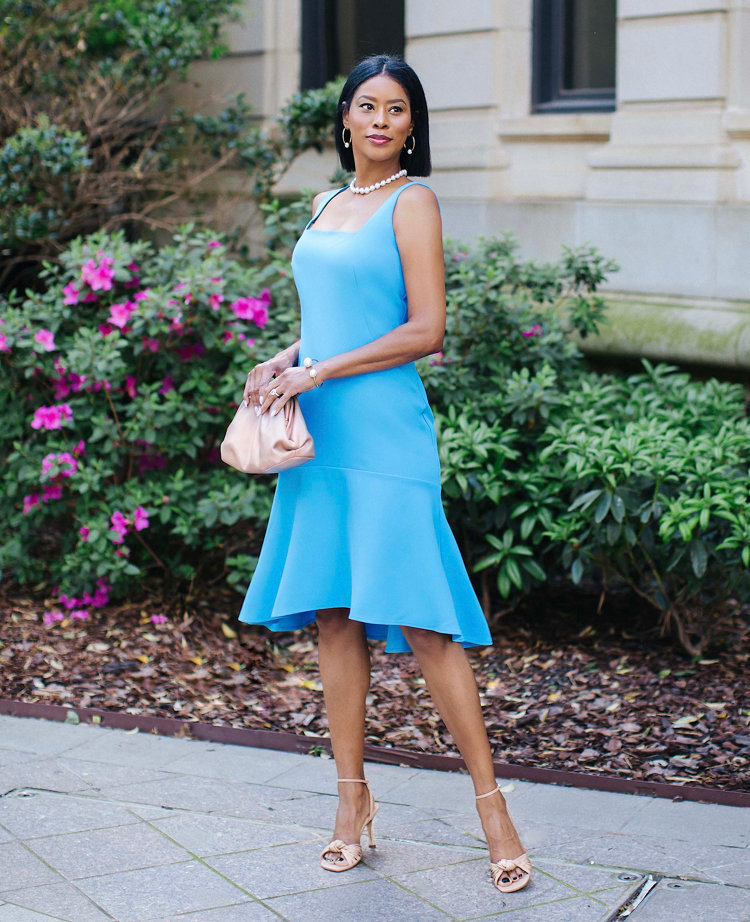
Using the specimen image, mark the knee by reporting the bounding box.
[316,607,353,637]
[401,625,452,656]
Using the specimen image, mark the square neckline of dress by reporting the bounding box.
[306,180,415,235]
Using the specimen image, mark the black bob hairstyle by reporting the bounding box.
[334,54,431,177]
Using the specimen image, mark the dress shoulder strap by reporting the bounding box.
[388,180,442,216]
[305,186,348,230]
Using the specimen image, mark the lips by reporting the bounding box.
[367,135,391,141]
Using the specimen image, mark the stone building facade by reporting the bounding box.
[187,1,750,369]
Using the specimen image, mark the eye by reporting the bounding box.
[390,106,403,113]
[360,103,373,110]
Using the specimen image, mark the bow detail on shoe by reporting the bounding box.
[320,838,363,870]
[489,853,532,892]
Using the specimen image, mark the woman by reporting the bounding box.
[240,54,531,894]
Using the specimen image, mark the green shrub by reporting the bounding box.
[542,363,750,655]
[423,238,749,654]
[0,224,301,617]
[0,0,342,291]
[422,237,617,599]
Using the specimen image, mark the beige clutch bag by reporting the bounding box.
[220,399,315,474]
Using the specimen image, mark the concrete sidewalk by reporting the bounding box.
[0,715,747,922]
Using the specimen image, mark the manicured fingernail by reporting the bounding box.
[271,407,278,416]
[254,406,261,416]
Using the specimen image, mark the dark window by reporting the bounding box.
[301,0,405,91]
[533,0,616,113]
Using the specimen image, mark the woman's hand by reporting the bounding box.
[258,365,317,416]
[243,347,297,408]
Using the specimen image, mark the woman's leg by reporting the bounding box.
[401,626,528,883]
[316,608,373,853]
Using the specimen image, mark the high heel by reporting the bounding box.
[320,778,379,872]
[476,785,532,893]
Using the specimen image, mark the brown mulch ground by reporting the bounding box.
[1,586,748,791]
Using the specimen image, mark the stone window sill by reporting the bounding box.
[497,113,612,142]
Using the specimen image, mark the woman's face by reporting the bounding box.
[343,73,413,166]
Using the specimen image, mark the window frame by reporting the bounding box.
[532,0,616,114]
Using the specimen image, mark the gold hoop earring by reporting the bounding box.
[404,134,416,155]
[342,127,351,149]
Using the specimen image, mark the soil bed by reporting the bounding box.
[1,586,747,792]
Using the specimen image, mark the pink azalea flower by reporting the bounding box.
[70,609,90,620]
[159,375,174,395]
[133,289,150,302]
[80,255,115,291]
[0,333,10,353]
[173,282,186,292]
[42,482,63,502]
[41,453,56,475]
[133,505,149,531]
[124,375,137,399]
[23,494,40,514]
[56,452,78,478]
[82,579,110,608]
[176,342,204,361]
[452,252,469,261]
[34,329,56,351]
[63,282,79,305]
[99,323,116,337]
[73,440,86,456]
[209,293,223,311]
[222,330,234,343]
[429,351,445,366]
[207,240,221,248]
[31,403,73,430]
[110,510,129,544]
[82,291,98,303]
[52,379,71,399]
[79,526,90,541]
[150,614,168,624]
[127,262,140,274]
[109,301,136,329]
[521,324,543,339]
[138,454,166,474]
[68,372,87,392]
[210,276,223,284]
[142,336,160,353]
[43,610,65,625]
[230,289,271,329]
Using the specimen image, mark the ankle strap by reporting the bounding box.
[475,785,500,800]
[337,778,369,784]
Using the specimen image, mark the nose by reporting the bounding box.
[373,108,388,128]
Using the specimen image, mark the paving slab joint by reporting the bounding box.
[602,874,665,922]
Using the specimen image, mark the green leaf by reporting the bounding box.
[571,558,584,584]
[569,488,602,512]
[594,492,612,523]
[689,540,708,578]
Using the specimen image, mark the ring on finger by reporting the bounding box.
[270,387,280,398]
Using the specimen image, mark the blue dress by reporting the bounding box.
[238,181,492,653]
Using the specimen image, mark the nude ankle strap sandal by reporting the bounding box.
[320,778,379,872]
[476,785,532,893]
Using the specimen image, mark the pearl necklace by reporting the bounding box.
[350,168,407,195]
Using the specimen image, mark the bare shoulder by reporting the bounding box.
[393,182,441,234]
[311,188,339,216]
